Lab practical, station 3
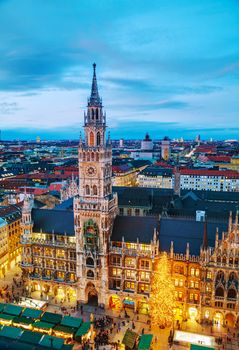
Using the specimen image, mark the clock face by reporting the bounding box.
[86,165,97,177]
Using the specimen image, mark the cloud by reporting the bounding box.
[0,102,23,114]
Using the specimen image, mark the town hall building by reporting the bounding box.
[20,65,239,327]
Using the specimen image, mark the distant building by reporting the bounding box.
[161,136,170,161]
[179,169,239,192]
[119,139,124,148]
[137,166,174,189]
[141,133,153,151]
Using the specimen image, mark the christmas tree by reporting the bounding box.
[149,252,175,327]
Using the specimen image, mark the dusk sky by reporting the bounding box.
[0,0,239,140]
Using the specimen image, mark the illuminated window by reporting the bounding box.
[112,268,121,277]
[139,283,149,293]
[178,292,183,300]
[140,260,150,269]
[190,293,193,300]
[206,271,212,279]
[126,242,137,250]
[125,270,136,279]
[190,280,194,288]
[127,208,132,216]
[195,281,199,289]
[179,279,183,287]
[191,268,195,276]
[140,244,151,252]
[125,258,136,268]
[140,271,150,281]
[89,131,94,146]
[125,282,135,290]
[175,279,179,287]
[206,284,211,292]
[195,269,200,277]
[195,294,199,301]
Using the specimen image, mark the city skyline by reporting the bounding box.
[0,0,239,140]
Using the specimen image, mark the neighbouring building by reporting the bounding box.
[137,166,174,189]
[180,169,239,192]
[161,136,170,161]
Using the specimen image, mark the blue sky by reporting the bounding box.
[0,0,239,140]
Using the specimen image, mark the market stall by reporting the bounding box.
[41,311,62,325]
[39,334,65,349]
[12,316,34,330]
[122,329,138,350]
[0,313,14,326]
[53,325,76,339]
[32,320,54,335]
[137,334,153,350]
[19,329,43,346]
[74,322,91,343]
[21,307,43,319]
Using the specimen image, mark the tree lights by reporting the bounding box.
[149,252,175,327]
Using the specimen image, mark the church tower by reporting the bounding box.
[74,64,118,306]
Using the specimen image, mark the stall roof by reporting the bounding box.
[33,320,54,330]
[19,329,43,345]
[122,329,138,349]
[54,325,76,335]
[0,325,23,339]
[61,315,82,329]
[190,345,215,350]
[75,322,91,337]
[3,304,23,316]
[13,316,34,325]
[0,313,15,321]
[41,311,62,324]
[138,334,153,350]
[40,334,64,349]
[22,307,43,319]
[0,303,5,313]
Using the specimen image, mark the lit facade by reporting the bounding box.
[19,66,239,327]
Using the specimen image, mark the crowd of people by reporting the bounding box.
[94,315,113,329]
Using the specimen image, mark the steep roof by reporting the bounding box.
[112,215,159,243]
[32,208,74,236]
[159,216,228,255]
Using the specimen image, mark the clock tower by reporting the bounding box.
[74,64,118,306]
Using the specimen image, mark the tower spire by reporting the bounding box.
[202,217,208,250]
[89,63,101,106]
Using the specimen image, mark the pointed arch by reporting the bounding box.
[86,185,90,195]
[89,131,94,146]
[93,185,97,196]
[97,132,101,146]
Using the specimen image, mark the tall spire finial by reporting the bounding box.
[89,62,101,106]
[202,217,208,250]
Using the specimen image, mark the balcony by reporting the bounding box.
[31,238,76,249]
[20,261,33,267]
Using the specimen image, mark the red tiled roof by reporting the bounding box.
[207,155,231,162]
[180,169,239,178]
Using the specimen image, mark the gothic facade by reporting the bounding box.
[19,65,239,326]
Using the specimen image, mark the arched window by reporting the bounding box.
[86,257,94,267]
[86,185,90,195]
[91,109,94,120]
[217,256,221,263]
[96,153,99,161]
[93,185,97,196]
[215,287,224,297]
[96,108,99,120]
[91,152,94,161]
[229,257,233,265]
[216,271,225,281]
[97,132,101,146]
[87,153,90,161]
[227,288,236,299]
[87,270,94,279]
[222,256,227,265]
[83,153,86,161]
[89,132,94,146]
